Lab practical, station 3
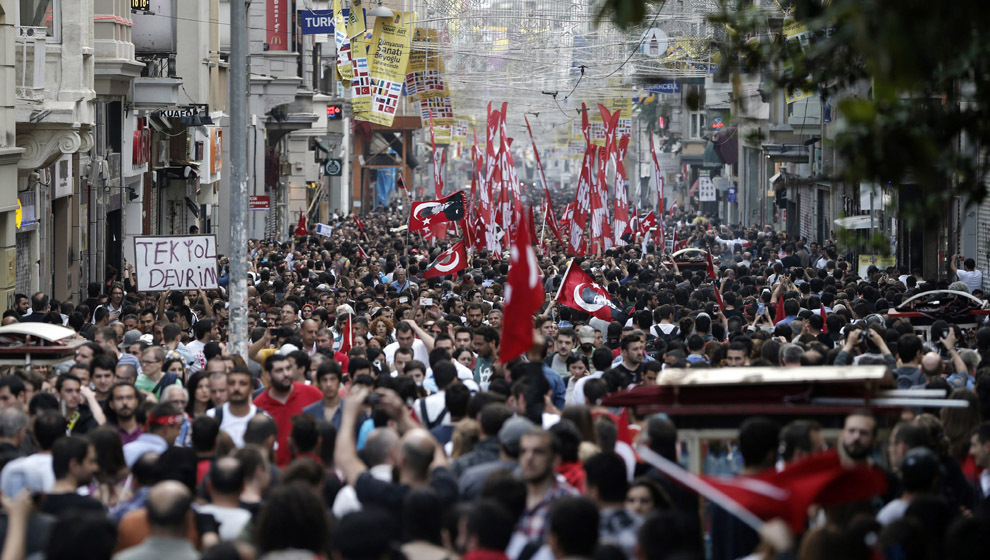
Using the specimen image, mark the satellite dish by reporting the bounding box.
[640,28,668,58]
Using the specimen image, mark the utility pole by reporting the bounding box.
[228,0,248,358]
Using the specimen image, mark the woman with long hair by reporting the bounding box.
[162,357,187,385]
[184,371,215,417]
[86,426,130,507]
[941,388,982,482]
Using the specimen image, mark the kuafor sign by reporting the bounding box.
[249,195,270,211]
[133,235,219,291]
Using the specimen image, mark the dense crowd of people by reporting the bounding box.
[0,204,989,560]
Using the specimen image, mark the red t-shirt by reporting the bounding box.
[254,382,323,466]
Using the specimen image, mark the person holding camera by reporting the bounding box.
[834,325,896,370]
[950,254,983,293]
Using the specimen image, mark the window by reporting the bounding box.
[689,111,706,139]
[18,0,60,43]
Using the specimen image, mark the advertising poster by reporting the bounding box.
[365,12,416,126]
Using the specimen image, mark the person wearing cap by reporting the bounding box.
[575,325,599,361]
[122,403,184,468]
[877,446,943,526]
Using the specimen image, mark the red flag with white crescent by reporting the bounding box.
[409,191,465,232]
[554,261,627,323]
[423,240,468,279]
[499,202,544,363]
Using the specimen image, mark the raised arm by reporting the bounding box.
[335,385,371,486]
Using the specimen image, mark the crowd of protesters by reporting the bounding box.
[0,203,988,560]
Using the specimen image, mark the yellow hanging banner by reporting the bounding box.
[365,12,416,126]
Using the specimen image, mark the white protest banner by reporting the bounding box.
[315,223,334,237]
[698,176,717,202]
[133,235,219,291]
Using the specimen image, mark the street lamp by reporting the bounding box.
[367,0,394,18]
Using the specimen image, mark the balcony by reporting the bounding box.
[93,8,144,96]
[132,55,181,109]
[14,26,47,102]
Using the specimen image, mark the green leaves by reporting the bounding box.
[596,0,657,30]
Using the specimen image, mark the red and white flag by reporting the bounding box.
[706,251,717,280]
[422,240,468,279]
[499,203,544,363]
[338,314,353,356]
[638,446,888,534]
[397,174,410,197]
[613,135,630,247]
[294,212,308,237]
[356,245,369,259]
[554,261,627,323]
[713,284,725,310]
[409,191,465,232]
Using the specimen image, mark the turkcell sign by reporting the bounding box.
[300,10,334,35]
[646,81,681,94]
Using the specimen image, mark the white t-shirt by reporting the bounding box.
[185,339,207,374]
[207,403,261,448]
[957,268,983,293]
[413,391,450,428]
[384,338,430,365]
[196,504,252,541]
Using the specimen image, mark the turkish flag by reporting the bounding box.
[554,261,628,323]
[706,251,717,280]
[397,174,410,196]
[354,215,366,235]
[338,315,353,356]
[356,245,369,260]
[499,204,544,363]
[774,295,787,324]
[294,212,307,237]
[423,240,468,279]
[713,285,724,310]
[821,304,829,333]
[409,191,465,232]
[701,450,888,533]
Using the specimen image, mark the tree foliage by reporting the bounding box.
[706,0,990,224]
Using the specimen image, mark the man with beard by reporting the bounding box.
[839,409,878,467]
[466,304,485,330]
[208,366,265,448]
[109,383,143,445]
[253,354,322,466]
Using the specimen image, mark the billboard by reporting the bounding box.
[132,0,177,54]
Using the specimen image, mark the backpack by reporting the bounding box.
[419,398,447,431]
[653,324,680,345]
[152,372,180,399]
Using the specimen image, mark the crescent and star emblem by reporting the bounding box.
[433,250,460,272]
[573,283,606,313]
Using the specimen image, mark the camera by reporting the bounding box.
[270,327,294,338]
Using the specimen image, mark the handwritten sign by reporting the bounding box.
[133,235,219,291]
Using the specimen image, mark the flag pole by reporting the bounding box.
[554,258,574,303]
[636,445,765,532]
